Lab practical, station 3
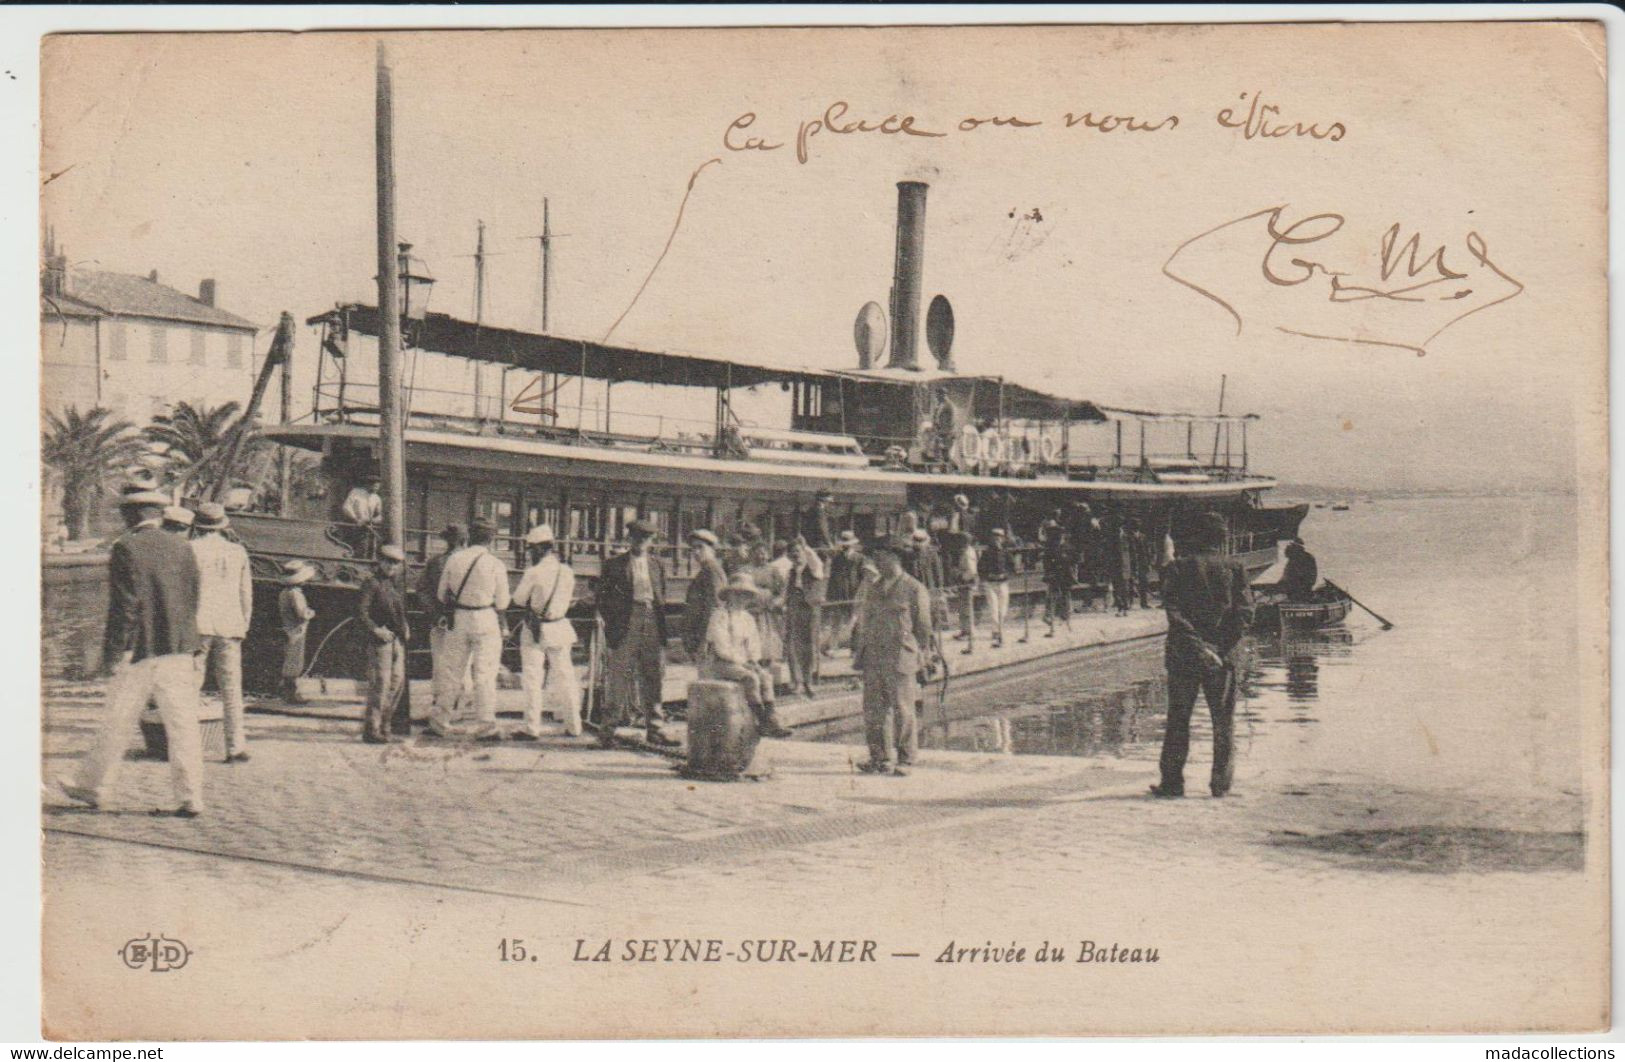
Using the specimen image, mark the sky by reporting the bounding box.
[39,24,1606,491]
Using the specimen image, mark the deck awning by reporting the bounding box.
[309,304,1169,424]
[309,304,831,391]
[1096,404,1260,423]
[988,381,1107,423]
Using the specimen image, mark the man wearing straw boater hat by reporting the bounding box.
[699,573,793,738]
[976,527,1013,649]
[851,536,933,777]
[434,517,509,740]
[56,482,205,817]
[1151,512,1254,799]
[594,517,678,747]
[191,502,254,763]
[161,505,195,537]
[513,523,581,740]
[357,544,411,743]
[277,561,317,704]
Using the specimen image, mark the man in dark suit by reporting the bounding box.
[1152,512,1255,799]
[801,491,836,551]
[595,518,677,747]
[852,538,934,776]
[681,529,726,663]
[59,486,205,817]
[1279,538,1319,602]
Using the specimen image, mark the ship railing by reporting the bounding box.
[315,380,872,466]
[317,380,722,440]
[312,382,1257,481]
[1226,529,1279,556]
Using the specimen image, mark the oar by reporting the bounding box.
[1323,579,1394,630]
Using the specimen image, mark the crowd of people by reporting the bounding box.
[53,477,1275,812]
[56,481,257,817]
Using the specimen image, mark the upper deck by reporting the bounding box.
[265,418,1273,504]
[298,304,1271,500]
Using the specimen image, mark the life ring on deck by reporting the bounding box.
[1039,436,1060,465]
[983,433,1004,467]
[957,425,984,468]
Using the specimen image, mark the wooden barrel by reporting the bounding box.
[682,680,761,780]
[139,702,227,761]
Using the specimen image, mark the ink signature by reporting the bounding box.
[1163,206,1523,356]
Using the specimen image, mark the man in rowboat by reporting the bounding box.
[1254,537,1320,605]
[1152,512,1254,799]
[1279,538,1319,602]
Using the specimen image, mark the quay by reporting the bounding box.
[257,604,1168,737]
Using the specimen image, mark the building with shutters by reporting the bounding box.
[40,235,262,427]
[40,233,263,543]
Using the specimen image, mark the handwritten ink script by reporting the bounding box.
[724,93,1343,164]
[1162,207,1524,357]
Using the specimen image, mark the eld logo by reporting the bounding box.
[118,934,191,973]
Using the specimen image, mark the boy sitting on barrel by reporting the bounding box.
[699,574,794,739]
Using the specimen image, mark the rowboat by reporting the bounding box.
[1253,586,1354,632]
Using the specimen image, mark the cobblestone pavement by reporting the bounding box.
[43,676,1131,899]
[41,673,1603,1039]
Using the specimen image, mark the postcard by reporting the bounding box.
[37,20,1608,1038]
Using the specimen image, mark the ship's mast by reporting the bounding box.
[541,198,553,333]
[375,43,406,551]
[533,199,566,425]
[472,220,486,421]
[475,219,487,323]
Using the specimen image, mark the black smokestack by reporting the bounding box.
[887,180,928,370]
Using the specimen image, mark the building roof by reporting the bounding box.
[52,270,259,331]
[39,291,106,320]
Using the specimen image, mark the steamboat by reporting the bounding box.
[229,180,1306,689]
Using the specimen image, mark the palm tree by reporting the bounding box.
[142,400,270,496]
[41,406,146,541]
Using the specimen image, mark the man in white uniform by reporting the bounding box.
[513,524,581,739]
[433,517,510,739]
[341,478,383,557]
[190,502,254,763]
